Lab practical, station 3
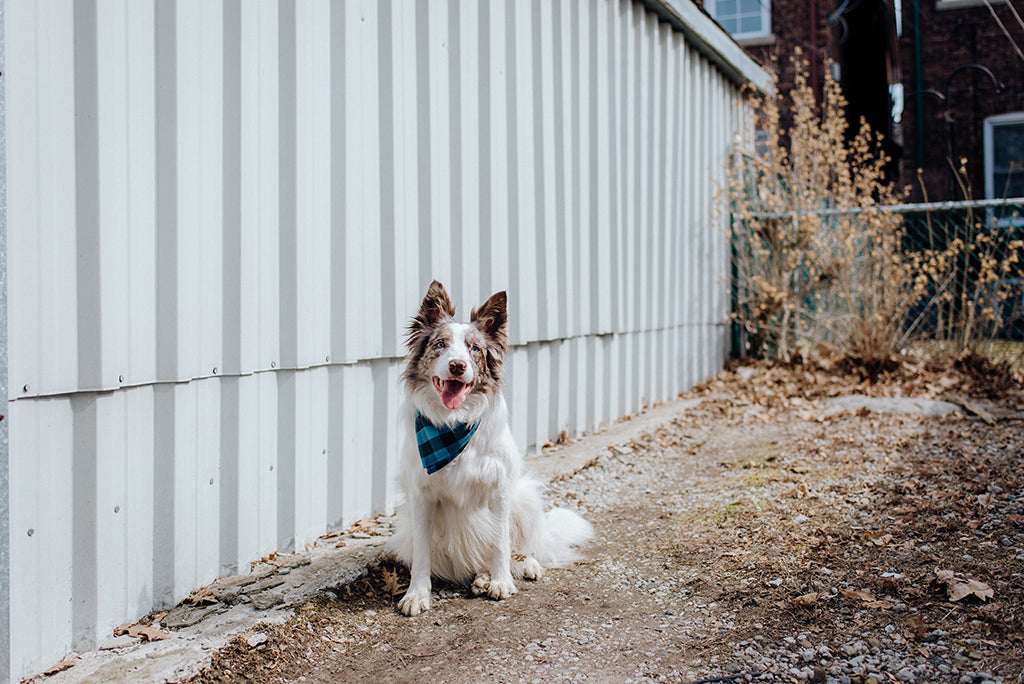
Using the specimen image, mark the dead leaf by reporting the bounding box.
[838,588,891,609]
[861,530,893,547]
[791,592,821,607]
[113,623,133,636]
[906,615,931,639]
[935,569,994,602]
[186,587,218,606]
[863,600,893,609]
[127,624,171,642]
[43,658,77,676]
[382,567,407,597]
[839,588,877,602]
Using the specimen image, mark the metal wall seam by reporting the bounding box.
[0,0,8,678]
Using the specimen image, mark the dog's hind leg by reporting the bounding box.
[509,553,545,580]
[471,573,490,596]
[521,556,544,580]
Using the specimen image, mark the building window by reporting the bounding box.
[984,113,1024,199]
[707,0,771,40]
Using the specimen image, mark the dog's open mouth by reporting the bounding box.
[433,377,472,410]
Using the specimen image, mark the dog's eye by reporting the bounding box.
[471,345,481,353]
[434,339,447,350]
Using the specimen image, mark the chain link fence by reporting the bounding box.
[900,199,1024,342]
[730,198,1024,361]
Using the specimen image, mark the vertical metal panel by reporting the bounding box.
[7,0,78,398]
[2,0,760,678]
[343,0,382,362]
[8,399,74,679]
[294,0,332,369]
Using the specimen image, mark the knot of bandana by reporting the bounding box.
[415,412,481,474]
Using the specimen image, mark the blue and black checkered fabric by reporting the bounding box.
[415,412,480,474]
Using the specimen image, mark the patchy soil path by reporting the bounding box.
[179,361,1024,684]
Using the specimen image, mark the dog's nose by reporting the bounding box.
[449,360,467,377]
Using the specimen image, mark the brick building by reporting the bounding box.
[699,0,1024,202]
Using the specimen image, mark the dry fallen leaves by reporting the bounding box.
[381,566,407,597]
[42,657,77,676]
[838,588,892,609]
[861,530,894,547]
[115,622,172,642]
[186,587,218,606]
[935,569,994,602]
[792,591,821,607]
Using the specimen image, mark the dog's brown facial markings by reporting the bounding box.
[403,282,509,403]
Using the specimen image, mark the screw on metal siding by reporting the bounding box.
[27,529,34,537]
[118,375,124,383]
[213,367,219,375]
[209,478,214,485]
[270,361,277,368]
[114,506,120,513]
[22,384,29,393]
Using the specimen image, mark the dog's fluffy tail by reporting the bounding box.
[533,507,594,569]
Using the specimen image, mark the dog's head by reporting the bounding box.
[403,281,508,415]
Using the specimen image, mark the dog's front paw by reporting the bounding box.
[487,578,517,600]
[398,590,431,616]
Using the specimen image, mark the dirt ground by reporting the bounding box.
[185,358,1024,684]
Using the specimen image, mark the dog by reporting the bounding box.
[388,281,594,616]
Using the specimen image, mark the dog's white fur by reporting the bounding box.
[389,282,593,616]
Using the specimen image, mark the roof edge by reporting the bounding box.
[639,0,773,93]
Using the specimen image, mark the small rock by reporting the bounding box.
[99,635,139,650]
[251,591,285,610]
[246,632,268,648]
[896,666,916,682]
[810,666,827,683]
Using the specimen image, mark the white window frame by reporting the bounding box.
[983,112,1024,200]
[937,0,1006,10]
[706,0,772,41]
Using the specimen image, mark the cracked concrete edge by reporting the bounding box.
[38,394,708,684]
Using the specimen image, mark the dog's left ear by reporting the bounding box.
[471,291,508,347]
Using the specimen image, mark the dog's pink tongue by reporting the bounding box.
[441,380,471,410]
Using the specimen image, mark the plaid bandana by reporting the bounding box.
[415,412,480,474]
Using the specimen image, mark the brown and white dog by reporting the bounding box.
[388,281,593,616]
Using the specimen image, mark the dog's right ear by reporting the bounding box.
[406,281,456,349]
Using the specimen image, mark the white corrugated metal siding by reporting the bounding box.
[2,0,766,679]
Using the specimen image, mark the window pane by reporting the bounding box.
[993,123,1024,198]
[738,0,763,14]
[718,0,738,16]
[719,16,740,33]
[740,14,764,33]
